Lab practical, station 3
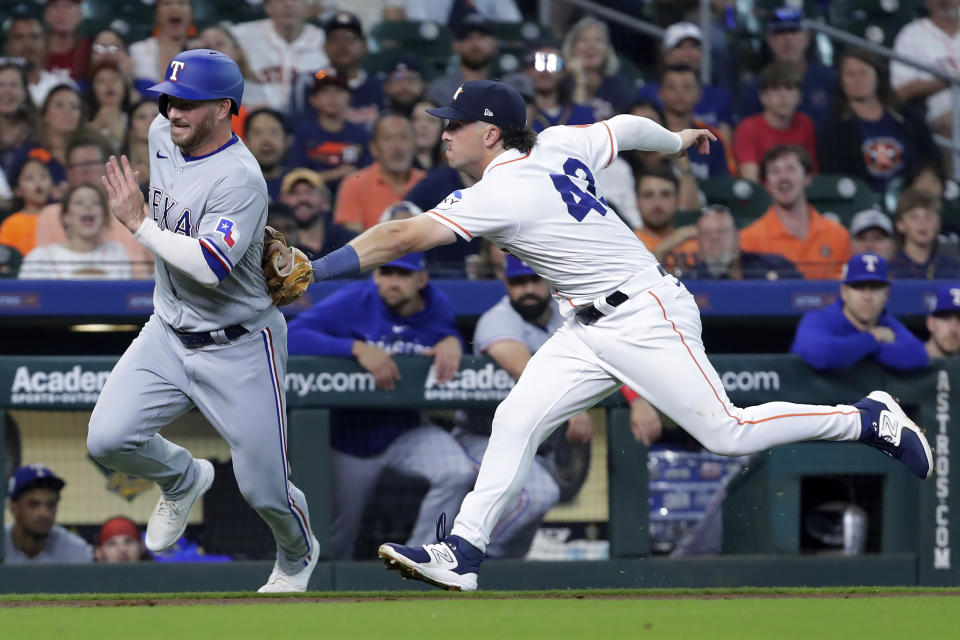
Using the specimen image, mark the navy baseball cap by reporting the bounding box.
[383,252,426,272]
[768,6,803,33]
[505,255,537,279]
[8,464,65,500]
[933,284,960,314]
[842,253,890,285]
[427,80,527,129]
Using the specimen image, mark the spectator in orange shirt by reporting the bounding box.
[333,112,425,233]
[634,162,698,275]
[0,157,53,256]
[740,145,851,279]
[733,61,817,182]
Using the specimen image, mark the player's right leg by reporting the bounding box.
[87,316,199,493]
[86,316,206,552]
[378,326,618,590]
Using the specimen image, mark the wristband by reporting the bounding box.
[311,245,361,281]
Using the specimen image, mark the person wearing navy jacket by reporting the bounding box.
[287,252,474,559]
[791,253,928,371]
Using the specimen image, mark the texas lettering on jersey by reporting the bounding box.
[149,187,192,236]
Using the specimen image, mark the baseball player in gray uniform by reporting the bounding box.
[87,50,317,593]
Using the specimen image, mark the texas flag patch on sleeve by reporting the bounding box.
[216,217,237,248]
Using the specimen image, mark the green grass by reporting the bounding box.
[0,590,958,639]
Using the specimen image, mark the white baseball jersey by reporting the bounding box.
[230,19,328,113]
[891,17,960,122]
[424,123,658,313]
[147,114,274,332]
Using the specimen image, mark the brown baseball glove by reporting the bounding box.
[262,226,313,306]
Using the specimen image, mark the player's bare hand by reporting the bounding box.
[673,128,716,157]
[630,396,662,446]
[352,341,400,389]
[101,155,146,233]
[267,237,291,272]
[868,326,896,344]
[565,412,593,443]
[425,335,462,384]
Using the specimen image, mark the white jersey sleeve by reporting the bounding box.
[543,121,619,176]
[425,185,517,244]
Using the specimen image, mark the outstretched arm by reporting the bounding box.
[605,114,715,156]
[308,214,456,281]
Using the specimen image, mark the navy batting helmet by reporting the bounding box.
[148,49,244,119]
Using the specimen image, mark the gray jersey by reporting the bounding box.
[147,115,275,332]
[4,523,94,564]
[472,295,563,356]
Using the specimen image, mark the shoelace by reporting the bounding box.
[435,512,447,543]
[154,498,179,520]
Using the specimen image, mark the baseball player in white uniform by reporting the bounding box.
[87,50,317,593]
[300,80,933,591]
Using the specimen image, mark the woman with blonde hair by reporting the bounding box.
[562,16,634,119]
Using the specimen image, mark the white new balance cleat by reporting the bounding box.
[258,535,320,593]
[854,390,933,479]
[145,459,215,553]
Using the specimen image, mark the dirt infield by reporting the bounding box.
[3,589,959,608]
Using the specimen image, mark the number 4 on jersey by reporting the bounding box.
[549,158,608,222]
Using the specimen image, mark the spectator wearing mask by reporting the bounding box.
[927,283,960,358]
[849,208,897,261]
[685,204,802,280]
[287,68,371,193]
[334,112,425,233]
[889,188,960,278]
[95,516,146,563]
[791,253,928,371]
[4,464,93,564]
[740,145,851,279]
[278,168,356,260]
[231,0,328,114]
[636,21,734,143]
[734,61,817,182]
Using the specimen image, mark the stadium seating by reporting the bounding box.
[697,176,773,226]
[806,174,880,226]
[370,20,454,77]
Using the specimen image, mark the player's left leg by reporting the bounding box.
[189,317,317,592]
[586,276,931,478]
[384,425,477,546]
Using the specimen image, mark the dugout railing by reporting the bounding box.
[0,355,956,592]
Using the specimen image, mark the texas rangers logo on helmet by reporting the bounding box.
[216,217,237,248]
[169,60,186,81]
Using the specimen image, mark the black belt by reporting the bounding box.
[574,265,668,326]
[175,325,249,349]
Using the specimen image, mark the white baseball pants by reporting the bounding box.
[451,275,863,553]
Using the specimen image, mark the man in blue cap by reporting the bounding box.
[287,252,471,559]
[926,283,960,359]
[5,464,92,564]
[791,253,929,371]
[287,77,932,591]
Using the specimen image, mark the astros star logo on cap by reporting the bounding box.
[453,85,464,100]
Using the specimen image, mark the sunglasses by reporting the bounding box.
[92,44,121,55]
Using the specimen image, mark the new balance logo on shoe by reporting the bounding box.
[879,413,899,444]
[428,544,455,566]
